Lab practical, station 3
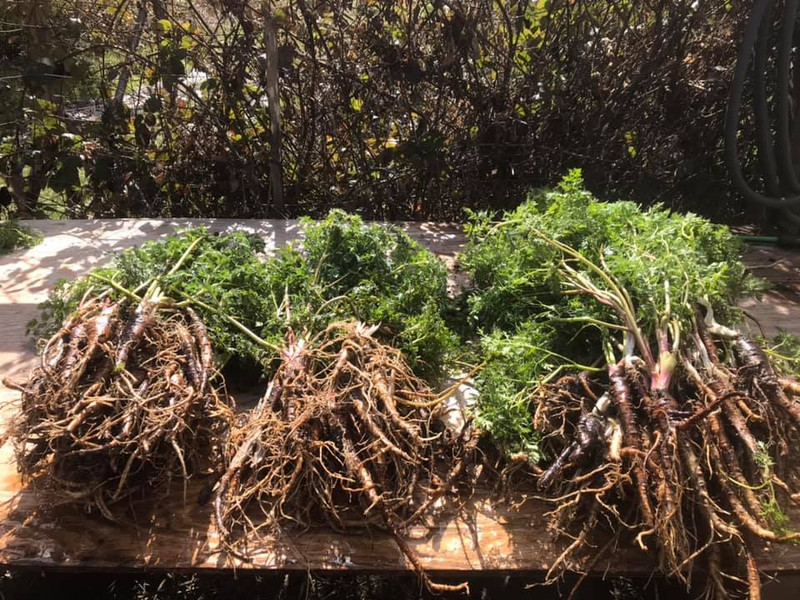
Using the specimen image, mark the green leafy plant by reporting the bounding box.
[462,170,762,460]
[0,220,43,254]
[751,442,792,536]
[764,330,800,378]
[462,172,800,597]
[28,228,274,368]
[28,211,456,378]
[287,210,457,375]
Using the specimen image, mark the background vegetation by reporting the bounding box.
[1,0,754,222]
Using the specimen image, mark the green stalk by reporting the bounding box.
[143,233,207,303]
[603,338,618,366]
[167,234,206,277]
[652,325,677,391]
[737,234,800,248]
[89,273,142,303]
[533,229,653,368]
[738,235,779,244]
[541,362,603,384]
[764,348,800,362]
[186,296,280,354]
[548,316,630,332]
[493,341,604,372]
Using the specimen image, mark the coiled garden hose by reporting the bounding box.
[726,0,800,225]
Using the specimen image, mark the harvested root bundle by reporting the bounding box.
[463,172,800,598]
[529,295,800,598]
[4,295,232,518]
[214,322,477,593]
[534,325,800,599]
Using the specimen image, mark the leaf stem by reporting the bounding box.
[185,295,280,354]
[88,273,142,303]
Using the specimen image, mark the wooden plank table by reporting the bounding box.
[1,220,800,583]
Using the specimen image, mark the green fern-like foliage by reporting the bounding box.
[29,211,457,379]
[462,170,763,460]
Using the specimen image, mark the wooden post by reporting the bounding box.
[150,0,169,21]
[114,2,149,105]
[788,42,800,229]
[263,9,284,214]
[24,1,51,57]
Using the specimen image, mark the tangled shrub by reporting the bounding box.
[1,1,750,220]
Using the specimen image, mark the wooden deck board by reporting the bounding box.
[1,219,800,575]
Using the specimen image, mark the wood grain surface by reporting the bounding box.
[1,219,800,576]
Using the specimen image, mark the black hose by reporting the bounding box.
[753,0,781,196]
[776,0,800,192]
[725,0,800,223]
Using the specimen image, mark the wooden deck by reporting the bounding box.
[1,219,800,580]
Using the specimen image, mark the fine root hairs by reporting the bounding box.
[213,321,476,593]
[533,335,800,599]
[5,297,233,514]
